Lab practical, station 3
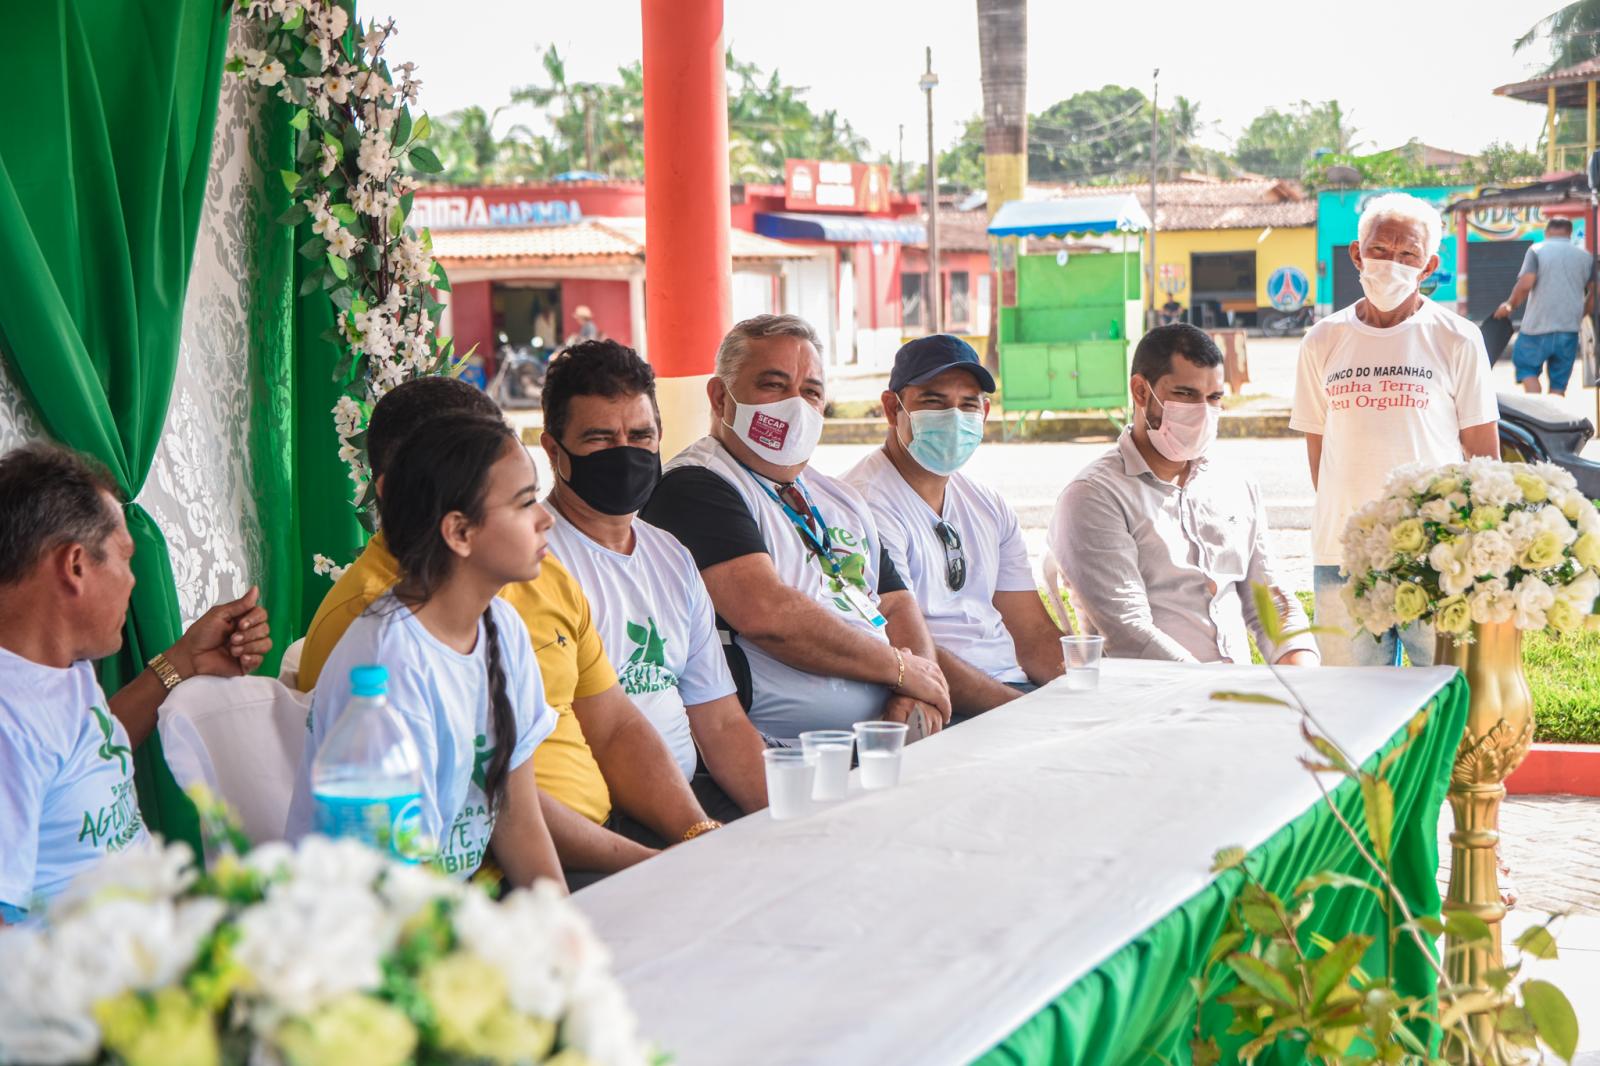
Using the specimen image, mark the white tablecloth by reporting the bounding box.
[574,660,1458,1066]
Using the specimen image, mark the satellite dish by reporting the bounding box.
[1324,164,1362,187]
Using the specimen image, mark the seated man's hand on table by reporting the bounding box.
[883,693,942,736]
[167,586,273,677]
[892,648,951,722]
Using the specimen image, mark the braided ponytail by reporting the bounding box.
[480,606,515,815]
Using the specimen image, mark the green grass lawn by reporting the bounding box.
[1044,588,1600,744]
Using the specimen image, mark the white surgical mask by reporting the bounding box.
[1358,257,1422,313]
[725,393,824,466]
[1147,393,1219,462]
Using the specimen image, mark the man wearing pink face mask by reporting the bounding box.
[1292,193,1499,668]
[1049,324,1317,665]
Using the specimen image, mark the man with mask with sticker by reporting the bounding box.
[642,314,951,744]
[1050,324,1318,666]
[1292,192,1498,667]
[844,335,1064,714]
[539,341,770,821]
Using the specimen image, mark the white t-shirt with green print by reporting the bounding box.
[663,436,893,742]
[547,509,736,777]
[0,648,146,921]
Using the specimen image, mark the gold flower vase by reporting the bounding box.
[1435,621,1535,1035]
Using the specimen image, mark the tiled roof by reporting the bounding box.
[1495,57,1600,106]
[429,218,816,265]
[914,209,991,251]
[1027,179,1316,231]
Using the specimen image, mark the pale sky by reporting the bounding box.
[369,0,1562,165]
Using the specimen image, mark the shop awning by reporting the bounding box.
[987,195,1151,238]
[754,211,927,244]
[430,217,815,266]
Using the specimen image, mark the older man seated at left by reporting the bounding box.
[0,444,272,923]
[1048,324,1318,666]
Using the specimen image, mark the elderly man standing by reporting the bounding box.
[1494,216,1593,397]
[1292,192,1499,667]
[642,314,951,743]
[1049,325,1317,666]
[844,335,1063,714]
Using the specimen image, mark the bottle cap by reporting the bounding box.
[350,664,388,697]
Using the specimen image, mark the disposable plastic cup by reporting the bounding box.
[799,730,855,800]
[853,721,909,791]
[1061,635,1105,692]
[763,749,818,820]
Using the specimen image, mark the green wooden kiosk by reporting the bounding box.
[987,195,1149,423]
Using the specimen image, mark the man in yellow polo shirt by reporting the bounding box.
[299,378,716,878]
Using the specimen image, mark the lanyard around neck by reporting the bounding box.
[741,465,838,572]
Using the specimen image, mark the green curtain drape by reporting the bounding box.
[248,96,367,678]
[976,674,1469,1065]
[0,0,232,848]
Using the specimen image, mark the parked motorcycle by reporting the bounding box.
[488,333,547,410]
[1496,391,1600,500]
[1259,305,1314,337]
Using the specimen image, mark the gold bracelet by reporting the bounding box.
[892,647,905,691]
[681,820,722,842]
[147,652,183,692]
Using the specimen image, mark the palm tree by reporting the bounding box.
[1516,1,1600,72]
[976,0,1026,370]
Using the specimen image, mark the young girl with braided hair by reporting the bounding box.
[289,415,562,888]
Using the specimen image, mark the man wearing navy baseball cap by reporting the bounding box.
[844,335,1065,715]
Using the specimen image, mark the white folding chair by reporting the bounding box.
[157,675,309,845]
[277,637,306,692]
[1040,549,1076,636]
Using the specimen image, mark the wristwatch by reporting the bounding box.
[147,652,184,692]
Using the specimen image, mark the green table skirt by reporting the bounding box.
[974,673,1470,1066]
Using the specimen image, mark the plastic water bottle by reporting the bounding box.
[311,665,428,861]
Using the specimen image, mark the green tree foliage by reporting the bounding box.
[418,47,872,186]
[1302,141,1438,191]
[917,87,1230,191]
[1460,141,1547,184]
[1234,100,1360,180]
[725,53,871,183]
[1516,0,1600,72]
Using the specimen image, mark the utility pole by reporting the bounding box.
[1149,68,1159,328]
[921,47,942,334]
[898,123,906,195]
[584,87,597,173]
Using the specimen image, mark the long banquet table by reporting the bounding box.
[575,660,1469,1066]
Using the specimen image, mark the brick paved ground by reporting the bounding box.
[1438,796,1600,1060]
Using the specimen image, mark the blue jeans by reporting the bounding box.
[1312,566,1435,668]
[1512,331,1579,393]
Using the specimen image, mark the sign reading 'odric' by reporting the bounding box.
[411,194,584,230]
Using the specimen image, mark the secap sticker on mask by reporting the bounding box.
[748,411,791,450]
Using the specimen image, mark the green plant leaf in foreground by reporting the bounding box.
[1515,922,1560,961]
[1523,979,1579,1062]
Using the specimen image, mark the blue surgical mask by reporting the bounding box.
[903,407,984,475]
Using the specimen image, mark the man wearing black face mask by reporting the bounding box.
[541,341,770,819]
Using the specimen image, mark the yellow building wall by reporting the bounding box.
[1150,226,1317,309]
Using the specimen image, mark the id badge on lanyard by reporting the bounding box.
[748,470,887,629]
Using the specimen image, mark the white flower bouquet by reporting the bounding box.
[0,834,653,1066]
[1341,458,1600,642]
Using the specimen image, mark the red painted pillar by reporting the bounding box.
[642,0,731,456]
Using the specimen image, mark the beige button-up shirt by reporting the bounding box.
[1047,430,1316,664]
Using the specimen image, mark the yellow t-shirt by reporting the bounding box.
[298,534,619,823]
